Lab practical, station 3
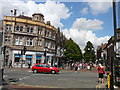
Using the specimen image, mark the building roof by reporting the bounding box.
[101,43,107,50]
[32,13,44,17]
[17,15,32,20]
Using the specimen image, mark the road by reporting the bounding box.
[2,68,100,89]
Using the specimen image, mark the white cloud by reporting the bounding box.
[72,18,104,31]
[81,7,88,15]
[62,28,110,52]
[0,0,71,28]
[62,17,110,52]
[87,1,112,15]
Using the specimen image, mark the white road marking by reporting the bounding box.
[3,75,8,78]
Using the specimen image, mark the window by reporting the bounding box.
[37,40,42,46]
[15,37,23,45]
[26,38,33,46]
[15,25,23,32]
[15,38,19,45]
[5,36,10,42]
[19,38,23,45]
[49,32,51,37]
[27,26,30,33]
[45,41,48,48]
[36,64,41,67]
[27,26,33,33]
[48,42,51,48]
[41,64,49,67]
[52,32,55,39]
[16,26,19,31]
[6,25,11,31]
[31,28,33,33]
[20,26,23,32]
[51,43,55,49]
[30,39,33,45]
[38,30,42,35]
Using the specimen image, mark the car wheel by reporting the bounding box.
[51,70,56,74]
[33,69,38,73]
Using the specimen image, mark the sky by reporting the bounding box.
[0,0,119,52]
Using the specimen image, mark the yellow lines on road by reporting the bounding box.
[17,83,61,88]
[96,82,107,88]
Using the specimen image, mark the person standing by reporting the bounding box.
[97,63,105,83]
[75,63,78,71]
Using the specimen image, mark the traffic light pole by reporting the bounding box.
[21,46,26,68]
[111,0,117,89]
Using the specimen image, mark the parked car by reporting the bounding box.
[32,63,59,74]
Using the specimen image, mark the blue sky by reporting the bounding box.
[1,0,119,51]
[60,2,114,37]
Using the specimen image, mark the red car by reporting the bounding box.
[32,63,59,74]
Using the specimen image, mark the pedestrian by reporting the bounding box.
[87,64,91,70]
[75,63,78,71]
[9,60,13,68]
[55,62,57,67]
[97,63,105,83]
[28,60,31,68]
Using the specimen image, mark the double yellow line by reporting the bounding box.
[96,82,107,88]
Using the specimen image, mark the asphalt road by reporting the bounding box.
[3,68,99,88]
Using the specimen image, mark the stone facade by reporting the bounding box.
[3,13,58,67]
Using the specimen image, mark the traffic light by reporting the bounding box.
[44,51,46,57]
[21,46,26,55]
[23,46,26,55]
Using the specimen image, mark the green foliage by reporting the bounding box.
[83,41,96,62]
[64,38,82,62]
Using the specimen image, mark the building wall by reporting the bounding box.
[3,14,57,67]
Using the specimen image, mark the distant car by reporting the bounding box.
[32,63,59,74]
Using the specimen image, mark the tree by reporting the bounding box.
[64,38,82,63]
[84,41,96,63]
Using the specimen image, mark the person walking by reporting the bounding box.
[9,60,13,68]
[28,60,31,68]
[97,63,105,83]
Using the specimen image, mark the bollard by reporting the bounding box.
[107,73,111,88]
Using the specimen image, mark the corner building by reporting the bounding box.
[3,13,57,67]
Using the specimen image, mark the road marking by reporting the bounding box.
[3,75,8,78]
[10,82,17,85]
[96,82,107,88]
[18,84,61,88]
[28,71,32,72]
